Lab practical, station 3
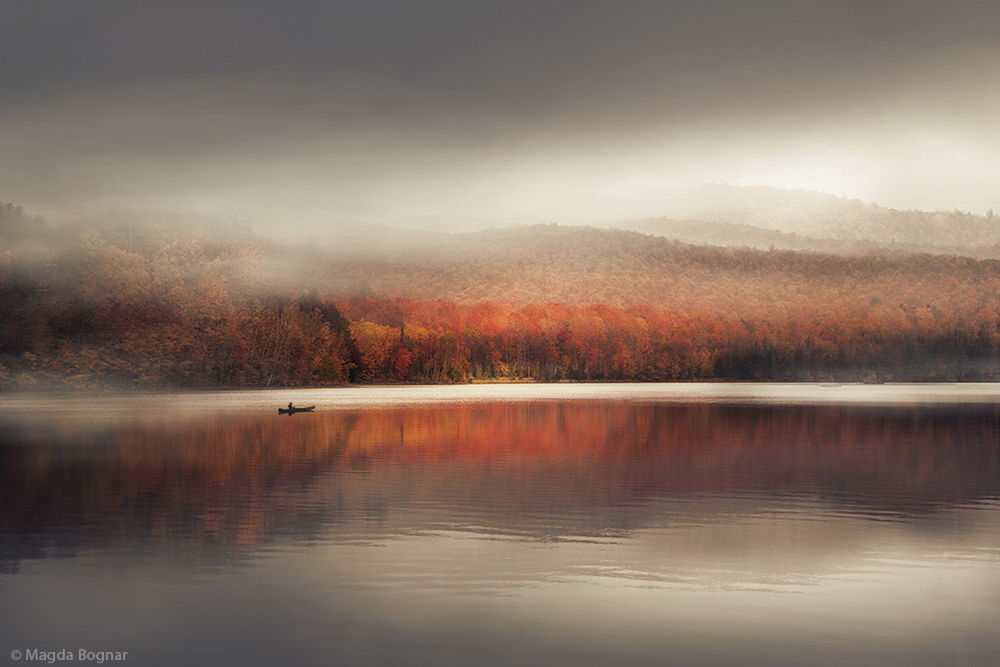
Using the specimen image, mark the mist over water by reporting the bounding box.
[1,385,998,666]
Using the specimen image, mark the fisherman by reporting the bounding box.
[288,402,293,410]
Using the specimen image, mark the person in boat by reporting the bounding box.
[288,402,293,410]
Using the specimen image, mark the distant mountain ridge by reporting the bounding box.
[313,185,1000,258]
[602,185,1000,255]
[606,215,1000,257]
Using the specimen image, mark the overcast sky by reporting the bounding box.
[2,0,998,228]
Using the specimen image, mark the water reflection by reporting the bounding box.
[2,402,998,569]
[1,397,999,665]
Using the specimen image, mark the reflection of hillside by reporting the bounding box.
[1,403,998,571]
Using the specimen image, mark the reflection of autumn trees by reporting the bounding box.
[1,403,998,569]
[2,209,1000,387]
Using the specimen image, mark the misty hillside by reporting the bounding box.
[605,216,1000,257]
[6,204,998,317]
[316,223,1000,313]
[3,205,1000,387]
[623,184,1000,252]
[334,185,1000,257]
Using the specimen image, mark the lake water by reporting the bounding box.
[1,384,999,666]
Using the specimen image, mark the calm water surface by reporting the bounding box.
[1,384,999,666]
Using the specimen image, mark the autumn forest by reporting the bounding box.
[2,200,999,389]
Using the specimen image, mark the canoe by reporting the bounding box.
[278,405,316,414]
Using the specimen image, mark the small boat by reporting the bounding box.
[278,405,316,415]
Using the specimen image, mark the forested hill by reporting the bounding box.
[318,224,1000,314]
[2,205,999,388]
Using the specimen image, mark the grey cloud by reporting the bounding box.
[2,0,998,225]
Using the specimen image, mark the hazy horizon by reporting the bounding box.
[3,1,999,232]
